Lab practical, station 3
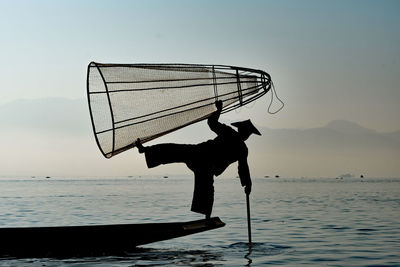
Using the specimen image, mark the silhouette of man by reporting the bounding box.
[136,100,260,219]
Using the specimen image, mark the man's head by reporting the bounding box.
[231,119,261,141]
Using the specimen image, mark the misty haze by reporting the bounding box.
[1,98,398,178]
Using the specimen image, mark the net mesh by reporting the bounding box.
[87,63,272,158]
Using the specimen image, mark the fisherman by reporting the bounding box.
[136,100,260,219]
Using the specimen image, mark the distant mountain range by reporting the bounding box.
[1,97,399,153]
[253,119,400,151]
[247,120,400,177]
[2,97,397,133]
[1,98,399,177]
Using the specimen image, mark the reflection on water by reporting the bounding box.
[245,247,252,266]
[1,248,223,267]
[0,177,399,266]
[226,242,291,266]
[227,242,290,256]
[0,243,290,267]
[127,248,224,266]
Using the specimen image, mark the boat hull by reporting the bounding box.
[0,217,225,258]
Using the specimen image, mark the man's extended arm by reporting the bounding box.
[238,154,252,195]
[208,100,224,135]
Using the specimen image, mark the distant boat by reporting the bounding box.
[339,173,354,179]
[264,176,270,178]
[275,175,280,178]
[360,175,364,178]
[0,217,225,258]
[45,176,51,179]
[163,176,168,178]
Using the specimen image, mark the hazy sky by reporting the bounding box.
[1,0,399,131]
[1,1,399,177]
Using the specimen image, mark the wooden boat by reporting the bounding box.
[0,217,225,258]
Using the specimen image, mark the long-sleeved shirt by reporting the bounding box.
[199,110,251,187]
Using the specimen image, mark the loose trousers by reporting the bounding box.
[144,143,214,216]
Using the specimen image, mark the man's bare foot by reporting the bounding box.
[136,138,145,153]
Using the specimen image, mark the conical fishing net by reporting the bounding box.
[87,62,272,158]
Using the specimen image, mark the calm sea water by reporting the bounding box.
[0,176,399,266]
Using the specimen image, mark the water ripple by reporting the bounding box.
[0,177,399,266]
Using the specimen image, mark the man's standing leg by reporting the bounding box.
[191,170,214,219]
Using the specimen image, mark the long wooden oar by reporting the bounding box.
[246,193,252,245]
